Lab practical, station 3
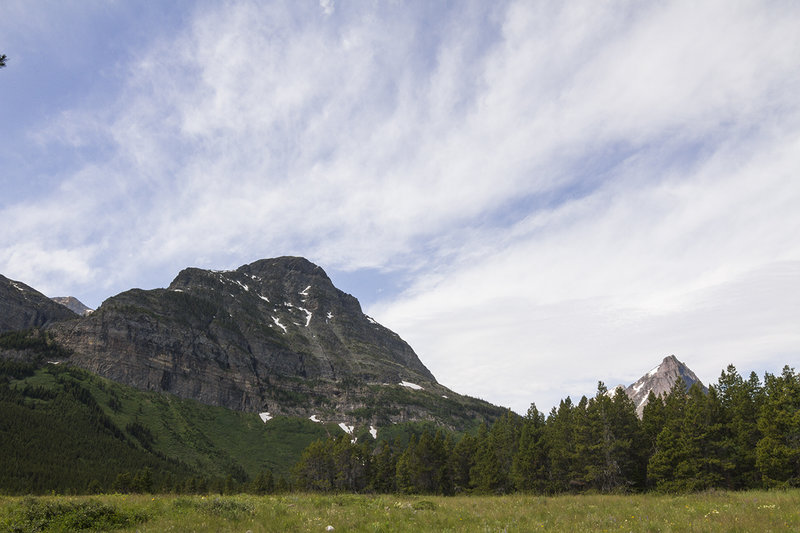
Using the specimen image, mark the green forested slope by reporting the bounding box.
[0,331,334,494]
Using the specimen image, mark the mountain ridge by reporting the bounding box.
[41,256,503,430]
[0,274,77,333]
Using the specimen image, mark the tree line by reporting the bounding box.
[291,364,799,494]
[1,329,797,496]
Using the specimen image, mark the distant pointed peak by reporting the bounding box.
[625,354,705,417]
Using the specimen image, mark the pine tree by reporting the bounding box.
[647,379,688,491]
[580,384,645,492]
[716,365,763,489]
[448,432,478,493]
[673,384,729,491]
[543,397,577,493]
[292,439,335,491]
[511,403,548,492]
[641,390,666,458]
[370,441,397,493]
[395,435,419,494]
[756,366,800,487]
[470,410,521,494]
[331,436,369,492]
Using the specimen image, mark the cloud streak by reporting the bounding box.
[1,1,799,412]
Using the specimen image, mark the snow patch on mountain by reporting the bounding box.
[298,307,313,327]
[272,316,287,333]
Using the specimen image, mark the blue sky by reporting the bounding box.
[2,0,799,414]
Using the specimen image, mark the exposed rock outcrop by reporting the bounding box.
[51,296,93,316]
[0,274,77,333]
[48,257,502,429]
[625,354,706,416]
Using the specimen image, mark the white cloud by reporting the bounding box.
[319,0,334,17]
[1,1,799,411]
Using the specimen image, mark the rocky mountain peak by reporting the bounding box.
[46,257,491,427]
[51,296,93,316]
[625,354,705,416]
[0,274,77,333]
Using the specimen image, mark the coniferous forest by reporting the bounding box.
[291,365,800,495]
[1,329,798,495]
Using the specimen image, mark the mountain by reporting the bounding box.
[48,257,503,430]
[51,296,93,316]
[0,274,77,333]
[625,354,706,416]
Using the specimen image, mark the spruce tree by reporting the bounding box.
[716,365,763,488]
[370,441,397,493]
[756,366,800,487]
[511,403,548,492]
[543,397,577,493]
[647,379,688,491]
[470,410,520,494]
[674,384,729,491]
[448,432,478,493]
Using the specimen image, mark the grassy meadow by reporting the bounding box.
[1,490,798,532]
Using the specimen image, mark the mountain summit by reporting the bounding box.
[625,354,705,416]
[0,274,77,333]
[49,257,502,429]
[51,296,93,316]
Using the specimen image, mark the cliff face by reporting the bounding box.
[0,274,77,333]
[48,257,500,428]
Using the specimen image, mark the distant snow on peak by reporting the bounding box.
[365,315,378,325]
[400,380,423,390]
[299,285,311,296]
[259,412,272,423]
[624,355,704,417]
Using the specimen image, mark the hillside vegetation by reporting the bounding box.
[2,329,798,497]
[0,330,333,493]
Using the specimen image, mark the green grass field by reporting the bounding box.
[1,490,798,532]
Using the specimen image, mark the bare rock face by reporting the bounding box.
[0,274,77,333]
[51,296,93,316]
[48,257,499,428]
[625,354,705,416]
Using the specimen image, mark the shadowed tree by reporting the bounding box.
[674,384,731,491]
[448,430,478,493]
[647,379,688,491]
[756,366,800,487]
[471,410,522,494]
[716,365,764,489]
[511,403,549,492]
[543,397,577,493]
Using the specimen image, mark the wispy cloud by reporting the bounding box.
[1,1,798,411]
